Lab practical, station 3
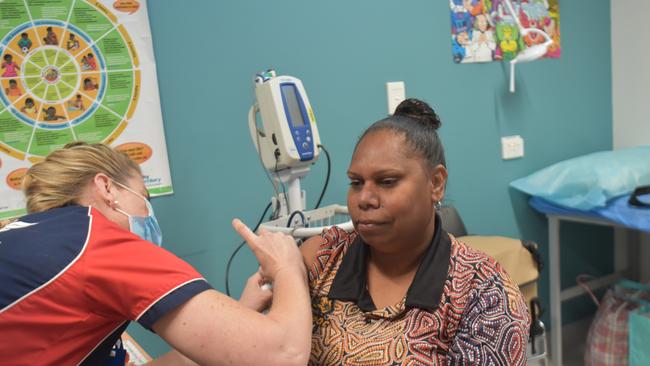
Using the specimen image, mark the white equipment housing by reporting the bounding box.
[249,71,353,236]
[249,75,321,172]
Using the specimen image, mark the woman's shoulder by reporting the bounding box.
[301,226,356,259]
[301,226,357,282]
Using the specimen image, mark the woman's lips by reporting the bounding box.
[356,220,388,231]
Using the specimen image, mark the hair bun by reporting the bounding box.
[394,98,441,130]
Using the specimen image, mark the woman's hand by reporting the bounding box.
[232,219,305,281]
[239,271,273,312]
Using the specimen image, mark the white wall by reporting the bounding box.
[611,0,650,283]
[611,0,650,149]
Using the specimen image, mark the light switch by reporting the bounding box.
[501,135,524,160]
[386,81,405,115]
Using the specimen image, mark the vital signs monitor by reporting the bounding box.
[249,71,321,172]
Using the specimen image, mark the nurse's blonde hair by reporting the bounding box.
[22,142,141,213]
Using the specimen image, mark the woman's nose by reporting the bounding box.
[357,185,380,210]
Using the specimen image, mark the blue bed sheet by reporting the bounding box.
[530,194,650,233]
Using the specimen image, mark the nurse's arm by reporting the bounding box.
[153,281,309,366]
[152,222,310,366]
[145,350,198,366]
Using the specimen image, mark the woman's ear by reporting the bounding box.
[91,173,116,207]
[430,164,448,203]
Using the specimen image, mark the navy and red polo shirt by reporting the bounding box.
[0,205,211,365]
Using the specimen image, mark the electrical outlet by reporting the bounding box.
[386,81,405,115]
[501,135,524,160]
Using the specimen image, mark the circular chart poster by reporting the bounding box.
[0,0,172,219]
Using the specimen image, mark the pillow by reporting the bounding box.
[510,146,650,210]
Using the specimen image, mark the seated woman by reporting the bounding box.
[0,142,311,366]
[301,99,530,365]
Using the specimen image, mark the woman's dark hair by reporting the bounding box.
[357,98,446,168]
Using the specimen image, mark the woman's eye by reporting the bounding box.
[380,178,397,187]
[349,180,361,187]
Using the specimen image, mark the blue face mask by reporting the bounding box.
[113,181,163,247]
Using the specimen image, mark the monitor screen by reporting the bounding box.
[281,84,306,127]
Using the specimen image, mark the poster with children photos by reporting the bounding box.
[450,0,561,63]
[0,0,172,219]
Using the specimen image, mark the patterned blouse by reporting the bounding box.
[308,215,530,365]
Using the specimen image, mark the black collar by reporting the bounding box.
[328,214,451,312]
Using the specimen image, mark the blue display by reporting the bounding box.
[280,83,314,161]
[281,84,305,127]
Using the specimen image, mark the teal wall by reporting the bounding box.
[131,0,613,356]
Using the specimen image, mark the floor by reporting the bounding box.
[561,317,591,366]
[528,317,591,366]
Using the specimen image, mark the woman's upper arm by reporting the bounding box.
[300,227,356,278]
[152,289,306,366]
[448,278,529,365]
[300,236,322,271]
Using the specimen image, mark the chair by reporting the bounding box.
[439,205,548,365]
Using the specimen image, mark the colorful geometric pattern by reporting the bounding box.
[308,226,530,365]
[0,0,140,160]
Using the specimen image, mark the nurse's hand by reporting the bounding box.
[239,270,273,312]
[232,219,305,281]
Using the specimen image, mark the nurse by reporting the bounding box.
[0,142,311,366]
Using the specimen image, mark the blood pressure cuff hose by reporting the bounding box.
[629,185,650,208]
